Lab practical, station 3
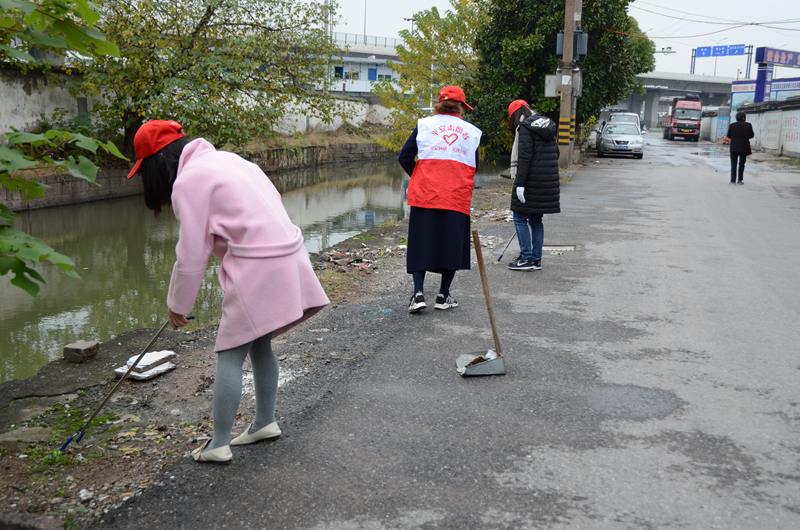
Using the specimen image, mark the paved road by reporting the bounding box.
[90,136,800,529]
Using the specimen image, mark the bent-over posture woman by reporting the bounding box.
[128,120,329,463]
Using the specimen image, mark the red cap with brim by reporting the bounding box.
[508,100,530,117]
[438,85,474,110]
[126,120,186,178]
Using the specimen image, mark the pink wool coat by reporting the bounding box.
[166,139,330,351]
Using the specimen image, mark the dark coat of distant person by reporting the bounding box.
[727,117,754,154]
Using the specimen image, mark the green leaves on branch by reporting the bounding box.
[0,129,127,297]
[371,0,488,151]
[470,0,656,156]
[74,0,350,151]
[2,0,123,298]
[0,0,120,65]
[0,226,79,298]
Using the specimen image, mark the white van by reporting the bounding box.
[607,112,642,132]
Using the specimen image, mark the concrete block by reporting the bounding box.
[63,340,99,363]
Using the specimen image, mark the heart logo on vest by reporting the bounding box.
[443,133,458,146]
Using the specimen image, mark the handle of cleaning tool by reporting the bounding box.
[59,317,193,452]
[495,231,517,263]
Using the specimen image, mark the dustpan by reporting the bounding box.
[456,231,506,376]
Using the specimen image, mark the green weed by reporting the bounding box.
[382,216,405,227]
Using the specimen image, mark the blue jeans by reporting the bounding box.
[513,212,544,261]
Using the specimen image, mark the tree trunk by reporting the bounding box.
[123,113,145,160]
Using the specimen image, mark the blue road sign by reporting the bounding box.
[728,44,745,56]
[697,46,712,58]
[712,45,728,57]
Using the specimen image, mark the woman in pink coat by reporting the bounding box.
[127,120,329,463]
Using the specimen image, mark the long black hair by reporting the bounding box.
[141,137,190,218]
[509,105,533,135]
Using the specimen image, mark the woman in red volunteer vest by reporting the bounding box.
[398,86,482,313]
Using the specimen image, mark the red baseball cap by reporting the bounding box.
[438,85,473,110]
[508,100,530,117]
[126,120,186,178]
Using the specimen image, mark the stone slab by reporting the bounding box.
[63,340,99,363]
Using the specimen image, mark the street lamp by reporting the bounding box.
[404,17,416,34]
[363,0,367,43]
[710,37,727,76]
[656,47,675,55]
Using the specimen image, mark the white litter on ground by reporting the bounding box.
[125,350,176,372]
[114,362,176,380]
[241,368,299,396]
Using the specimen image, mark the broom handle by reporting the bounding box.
[472,230,502,354]
[79,320,170,432]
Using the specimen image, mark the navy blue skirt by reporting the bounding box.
[406,207,471,273]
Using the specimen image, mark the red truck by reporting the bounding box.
[661,95,702,142]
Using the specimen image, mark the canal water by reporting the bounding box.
[1,158,506,383]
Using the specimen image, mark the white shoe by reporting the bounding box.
[191,440,232,464]
[230,422,282,446]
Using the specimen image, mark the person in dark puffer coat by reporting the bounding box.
[506,100,560,271]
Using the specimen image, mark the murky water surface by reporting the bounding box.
[1,158,506,383]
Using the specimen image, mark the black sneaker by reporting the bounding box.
[508,257,534,271]
[434,293,458,310]
[530,259,542,270]
[737,181,744,185]
[408,292,426,313]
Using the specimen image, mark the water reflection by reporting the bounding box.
[0,159,412,383]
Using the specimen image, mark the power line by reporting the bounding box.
[630,4,800,27]
[601,22,800,40]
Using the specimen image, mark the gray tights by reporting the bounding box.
[206,332,278,451]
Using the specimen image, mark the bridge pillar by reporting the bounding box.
[642,91,661,129]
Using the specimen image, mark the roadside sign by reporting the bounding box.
[728,44,745,56]
[712,45,728,57]
[697,47,712,58]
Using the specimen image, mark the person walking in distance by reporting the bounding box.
[399,86,483,313]
[726,111,754,185]
[506,100,560,271]
[128,120,329,463]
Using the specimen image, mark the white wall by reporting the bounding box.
[0,69,102,132]
[276,99,391,134]
[2,67,392,136]
[748,109,800,157]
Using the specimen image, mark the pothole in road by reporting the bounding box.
[586,385,680,420]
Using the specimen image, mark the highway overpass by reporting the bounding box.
[623,72,735,129]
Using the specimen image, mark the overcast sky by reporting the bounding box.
[332,0,800,80]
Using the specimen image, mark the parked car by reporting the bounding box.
[596,122,644,159]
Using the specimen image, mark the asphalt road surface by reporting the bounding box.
[89,136,800,530]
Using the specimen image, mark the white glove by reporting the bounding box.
[516,186,526,204]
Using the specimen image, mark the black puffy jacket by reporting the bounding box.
[511,114,560,215]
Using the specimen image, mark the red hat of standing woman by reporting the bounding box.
[126,120,187,178]
[438,86,474,110]
[508,100,530,117]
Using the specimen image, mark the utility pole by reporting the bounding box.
[558,0,576,169]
